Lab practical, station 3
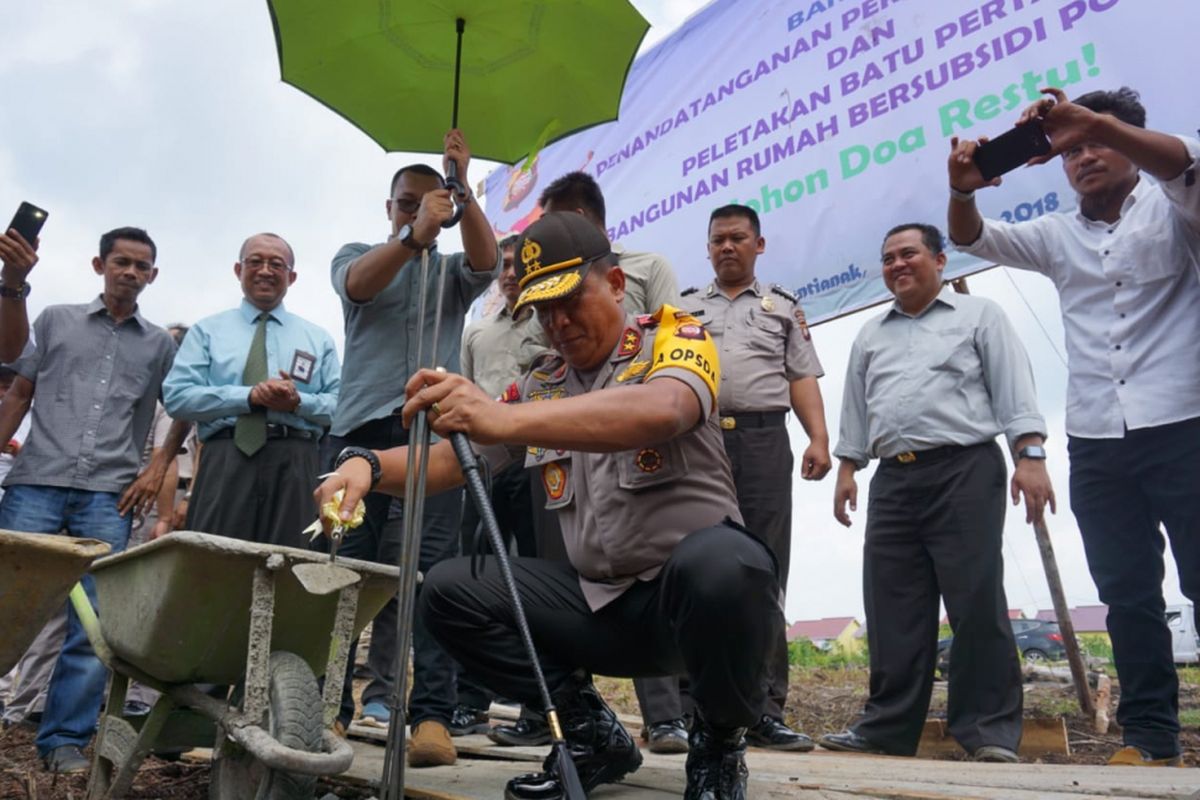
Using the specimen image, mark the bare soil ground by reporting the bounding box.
[2,666,1195,798]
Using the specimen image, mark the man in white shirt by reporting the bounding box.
[947,86,1200,767]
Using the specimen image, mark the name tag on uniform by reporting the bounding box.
[290,350,316,383]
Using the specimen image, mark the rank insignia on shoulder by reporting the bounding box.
[616,359,651,382]
[680,286,699,297]
[619,327,642,357]
[770,284,799,304]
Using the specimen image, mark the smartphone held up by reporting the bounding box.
[972,121,1052,182]
[6,202,49,246]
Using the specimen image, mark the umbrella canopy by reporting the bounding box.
[267,0,650,164]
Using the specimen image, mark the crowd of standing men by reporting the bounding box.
[0,84,1196,800]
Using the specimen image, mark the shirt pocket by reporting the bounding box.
[746,310,784,352]
[616,439,688,491]
[928,328,978,375]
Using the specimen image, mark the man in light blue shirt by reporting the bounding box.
[164,232,339,545]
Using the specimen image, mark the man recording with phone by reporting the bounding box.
[947,86,1200,767]
[0,204,44,362]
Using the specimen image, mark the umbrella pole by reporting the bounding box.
[451,17,464,129]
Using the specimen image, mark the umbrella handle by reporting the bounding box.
[442,162,467,229]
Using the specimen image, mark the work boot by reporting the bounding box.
[489,715,552,746]
[408,719,457,767]
[504,677,642,800]
[684,714,748,800]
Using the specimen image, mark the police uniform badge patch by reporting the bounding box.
[646,304,720,404]
[542,461,567,500]
[616,359,651,383]
[760,296,775,313]
[635,448,663,473]
[675,323,704,340]
[500,382,522,403]
[793,307,812,341]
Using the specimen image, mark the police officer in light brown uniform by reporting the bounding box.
[316,211,780,800]
[684,203,831,751]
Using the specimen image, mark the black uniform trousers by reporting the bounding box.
[633,416,793,725]
[854,441,1022,756]
[318,415,462,728]
[187,435,318,546]
[420,524,781,731]
[1067,415,1200,759]
[456,460,539,710]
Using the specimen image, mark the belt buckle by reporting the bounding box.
[719,416,736,430]
[896,451,916,464]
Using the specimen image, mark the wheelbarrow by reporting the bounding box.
[0,529,112,675]
[73,531,400,800]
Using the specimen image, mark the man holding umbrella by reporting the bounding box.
[324,128,499,766]
[318,211,779,800]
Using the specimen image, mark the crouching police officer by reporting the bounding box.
[316,212,781,800]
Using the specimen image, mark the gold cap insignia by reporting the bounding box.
[521,238,543,271]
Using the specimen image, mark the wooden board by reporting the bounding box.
[916,718,1069,758]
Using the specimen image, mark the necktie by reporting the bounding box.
[234,312,270,456]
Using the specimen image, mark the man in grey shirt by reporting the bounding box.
[324,129,499,766]
[820,223,1055,763]
[0,226,178,773]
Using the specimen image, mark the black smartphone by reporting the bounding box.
[973,120,1052,181]
[6,202,49,245]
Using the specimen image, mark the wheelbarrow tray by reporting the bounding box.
[0,529,111,674]
[90,531,398,685]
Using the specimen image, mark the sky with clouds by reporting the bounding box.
[2,0,1185,625]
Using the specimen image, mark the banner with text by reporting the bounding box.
[484,0,1198,323]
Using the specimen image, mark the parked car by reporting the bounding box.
[1167,603,1199,664]
[936,619,1067,676]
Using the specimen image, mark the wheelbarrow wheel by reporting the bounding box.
[210,651,324,800]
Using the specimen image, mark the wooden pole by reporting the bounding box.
[1032,520,1096,718]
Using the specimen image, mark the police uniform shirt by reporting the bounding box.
[460,305,549,399]
[614,243,680,316]
[834,288,1047,467]
[476,306,741,610]
[685,281,823,412]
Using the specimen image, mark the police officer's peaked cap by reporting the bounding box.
[513,212,613,312]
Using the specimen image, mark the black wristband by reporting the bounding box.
[334,446,383,491]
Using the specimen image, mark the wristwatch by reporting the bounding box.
[397,224,429,252]
[0,281,30,300]
[334,446,383,491]
[1017,444,1047,461]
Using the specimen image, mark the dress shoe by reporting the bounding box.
[745,715,815,752]
[646,718,690,754]
[489,716,552,747]
[408,720,457,767]
[1107,745,1183,767]
[504,677,642,799]
[973,744,1019,763]
[817,729,887,755]
[684,714,748,800]
[43,745,89,774]
[449,704,491,736]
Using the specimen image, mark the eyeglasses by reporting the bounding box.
[391,198,421,215]
[242,256,291,273]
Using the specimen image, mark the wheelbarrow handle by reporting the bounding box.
[441,161,467,229]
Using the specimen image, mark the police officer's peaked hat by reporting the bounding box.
[513,211,612,312]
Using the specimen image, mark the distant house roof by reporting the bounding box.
[787,617,858,642]
[1035,605,1109,633]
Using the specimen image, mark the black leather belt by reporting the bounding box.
[208,424,318,442]
[884,442,982,467]
[718,411,787,430]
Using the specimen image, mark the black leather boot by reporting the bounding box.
[503,677,642,800]
[684,714,748,800]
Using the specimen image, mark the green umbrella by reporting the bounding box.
[266,0,650,165]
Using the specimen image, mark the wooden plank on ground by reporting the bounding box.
[915,718,1069,758]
